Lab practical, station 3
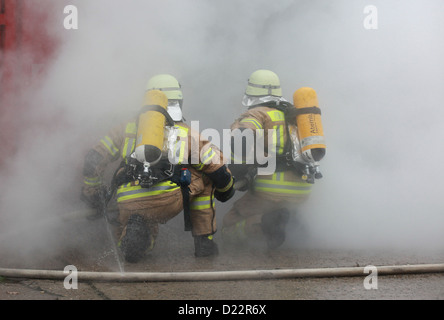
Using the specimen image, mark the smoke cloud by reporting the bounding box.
[1,0,444,267]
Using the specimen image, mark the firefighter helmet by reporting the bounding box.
[146,74,183,121]
[245,69,282,97]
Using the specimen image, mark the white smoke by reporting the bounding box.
[1,0,444,267]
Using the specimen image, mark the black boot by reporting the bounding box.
[120,214,151,263]
[194,235,219,257]
[261,208,290,249]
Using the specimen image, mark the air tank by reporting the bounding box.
[292,87,326,163]
[135,90,169,165]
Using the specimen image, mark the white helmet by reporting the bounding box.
[146,74,183,121]
[245,69,282,97]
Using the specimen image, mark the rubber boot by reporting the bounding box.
[194,235,219,257]
[120,214,151,263]
[261,208,290,249]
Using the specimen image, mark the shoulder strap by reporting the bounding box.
[248,100,293,113]
[249,100,320,116]
[287,106,321,118]
[140,104,175,126]
[248,101,294,154]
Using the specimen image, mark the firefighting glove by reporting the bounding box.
[206,166,236,203]
[235,166,257,192]
[214,181,235,203]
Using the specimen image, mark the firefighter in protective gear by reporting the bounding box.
[81,74,235,262]
[222,69,313,250]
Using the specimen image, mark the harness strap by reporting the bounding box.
[140,104,175,126]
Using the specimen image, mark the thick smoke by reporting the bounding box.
[1,0,444,267]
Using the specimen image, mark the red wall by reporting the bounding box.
[0,0,59,171]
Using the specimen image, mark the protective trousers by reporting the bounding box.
[222,170,310,246]
[117,167,216,249]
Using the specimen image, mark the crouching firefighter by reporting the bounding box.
[222,69,326,250]
[81,74,235,263]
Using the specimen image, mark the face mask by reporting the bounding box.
[167,100,183,122]
[242,94,287,107]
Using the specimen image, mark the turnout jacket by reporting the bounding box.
[231,105,312,203]
[83,118,231,204]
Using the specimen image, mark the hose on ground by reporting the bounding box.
[1,263,444,282]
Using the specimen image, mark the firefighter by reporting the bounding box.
[81,74,235,262]
[222,69,313,250]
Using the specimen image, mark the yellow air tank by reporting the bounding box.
[292,87,326,162]
[135,90,169,165]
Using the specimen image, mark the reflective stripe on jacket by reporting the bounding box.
[116,123,186,203]
[254,172,311,195]
[87,119,226,203]
[116,180,180,202]
[231,106,312,197]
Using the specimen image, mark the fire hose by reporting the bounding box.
[0,264,444,282]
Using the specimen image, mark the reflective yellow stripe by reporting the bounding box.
[176,125,189,137]
[172,125,188,164]
[122,122,137,160]
[190,195,215,210]
[116,181,180,202]
[126,122,137,134]
[272,125,285,155]
[101,136,119,157]
[216,176,233,192]
[201,147,216,164]
[267,110,285,122]
[234,220,247,239]
[269,125,284,155]
[192,163,205,171]
[122,137,135,160]
[240,118,263,130]
[222,220,247,242]
[255,175,311,194]
[266,110,285,156]
[84,176,101,186]
[173,141,186,164]
[273,171,284,181]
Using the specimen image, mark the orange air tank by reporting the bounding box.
[292,87,326,163]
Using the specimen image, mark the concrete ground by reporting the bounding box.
[1,208,444,303]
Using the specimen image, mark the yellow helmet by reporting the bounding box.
[245,69,282,97]
[146,74,183,100]
[146,74,183,121]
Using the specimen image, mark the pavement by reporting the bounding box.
[1,208,444,303]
